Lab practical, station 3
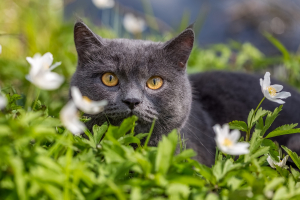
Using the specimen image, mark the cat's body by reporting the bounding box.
[185,72,300,164]
[71,21,300,166]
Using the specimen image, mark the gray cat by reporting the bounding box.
[70,21,300,166]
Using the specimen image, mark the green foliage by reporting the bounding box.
[229,120,248,132]
[282,146,300,170]
[266,124,300,139]
[2,0,300,199]
[2,93,300,199]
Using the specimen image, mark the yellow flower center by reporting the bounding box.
[267,86,277,97]
[222,138,233,147]
[43,63,50,69]
[83,96,92,104]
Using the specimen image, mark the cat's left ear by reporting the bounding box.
[163,25,194,69]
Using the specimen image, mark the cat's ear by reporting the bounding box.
[74,21,104,61]
[163,26,194,69]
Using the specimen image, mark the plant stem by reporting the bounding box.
[32,88,40,111]
[246,97,266,141]
[215,147,219,163]
[25,84,35,111]
[144,119,155,148]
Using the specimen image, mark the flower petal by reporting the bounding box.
[41,52,54,67]
[49,62,62,71]
[93,100,108,107]
[263,90,286,104]
[34,72,64,90]
[274,92,291,99]
[213,124,225,144]
[281,155,289,166]
[260,79,264,93]
[0,94,7,109]
[263,72,271,89]
[33,53,42,59]
[222,124,230,137]
[71,86,83,104]
[227,143,250,155]
[60,101,86,136]
[271,99,285,104]
[263,90,273,101]
[267,156,276,168]
[228,129,240,143]
[271,84,283,92]
[26,57,35,65]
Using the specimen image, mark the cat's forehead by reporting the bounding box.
[104,38,162,55]
[96,38,172,77]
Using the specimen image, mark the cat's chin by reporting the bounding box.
[107,111,155,126]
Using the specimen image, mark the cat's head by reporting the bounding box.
[70,21,194,145]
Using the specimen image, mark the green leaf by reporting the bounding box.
[9,157,27,200]
[263,32,290,60]
[264,177,285,192]
[84,130,96,147]
[261,105,283,137]
[205,193,219,200]
[229,120,248,132]
[117,115,138,137]
[262,139,279,162]
[118,136,140,146]
[93,122,108,144]
[193,161,216,184]
[261,139,278,150]
[249,128,263,154]
[134,133,149,140]
[250,146,270,160]
[251,108,269,128]
[290,166,300,181]
[172,149,196,163]
[282,145,300,170]
[213,159,242,182]
[169,176,205,187]
[247,109,255,127]
[155,130,178,175]
[265,124,299,138]
[273,186,289,200]
[269,150,280,162]
[103,116,138,142]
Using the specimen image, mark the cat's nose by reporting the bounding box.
[122,98,141,110]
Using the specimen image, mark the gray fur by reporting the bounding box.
[71,21,300,166]
[71,21,193,148]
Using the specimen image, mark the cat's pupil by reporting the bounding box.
[153,78,157,85]
[109,75,113,82]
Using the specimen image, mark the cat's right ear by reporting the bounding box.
[163,27,194,69]
[74,21,104,61]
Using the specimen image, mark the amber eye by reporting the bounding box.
[101,72,118,87]
[147,76,163,90]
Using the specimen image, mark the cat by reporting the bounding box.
[70,21,300,166]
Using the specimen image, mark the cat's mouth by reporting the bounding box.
[103,104,158,125]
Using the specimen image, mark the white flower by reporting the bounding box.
[92,0,115,9]
[213,124,250,155]
[71,86,107,114]
[0,45,2,54]
[26,52,64,90]
[267,155,289,169]
[60,101,86,136]
[260,72,291,104]
[123,13,146,34]
[0,87,7,109]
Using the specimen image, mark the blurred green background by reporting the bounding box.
[0,0,300,117]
